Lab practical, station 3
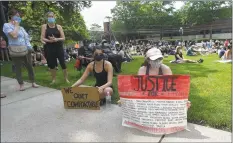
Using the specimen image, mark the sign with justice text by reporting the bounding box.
[118,75,190,135]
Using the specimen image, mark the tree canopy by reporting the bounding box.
[111,1,232,40]
[1,1,91,45]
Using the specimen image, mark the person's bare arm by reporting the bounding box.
[72,63,91,87]
[99,61,113,89]
[226,50,230,59]
[161,64,172,75]
[176,54,183,60]
[56,25,65,41]
[40,24,53,43]
[41,53,46,61]
[137,66,146,75]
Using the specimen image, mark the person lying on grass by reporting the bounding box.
[175,46,204,64]
[72,46,114,106]
[118,48,191,109]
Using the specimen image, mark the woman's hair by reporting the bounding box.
[47,11,55,16]
[175,46,182,53]
[93,45,104,54]
[8,9,20,19]
[228,45,232,50]
[141,58,150,67]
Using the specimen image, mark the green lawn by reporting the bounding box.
[1,54,232,131]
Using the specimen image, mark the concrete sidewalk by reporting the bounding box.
[1,76,232,142]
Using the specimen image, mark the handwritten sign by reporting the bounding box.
[118,75,190,135]
[61,87,100,110]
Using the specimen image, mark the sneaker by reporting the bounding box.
[198,59,204,63]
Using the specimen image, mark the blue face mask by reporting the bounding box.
[48,17,55,23]
[12,16,22,23]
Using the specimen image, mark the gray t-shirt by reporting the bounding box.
[118,50,125,58]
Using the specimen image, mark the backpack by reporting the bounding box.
[74,59,82,71]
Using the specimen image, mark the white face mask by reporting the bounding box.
[149,59,162,68]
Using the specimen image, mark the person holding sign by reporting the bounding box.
[72,46,114,105]
[138,48,172,75]
[118,48,191,108]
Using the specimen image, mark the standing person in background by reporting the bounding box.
[0,36,9,61]
[41,11,69,84]
[3,9,39,91]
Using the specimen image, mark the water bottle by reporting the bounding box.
[106,92,111,107]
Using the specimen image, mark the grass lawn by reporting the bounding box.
[1,54,232,131]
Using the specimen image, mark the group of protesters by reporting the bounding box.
[1,9,69,93]
[0,8,231,106]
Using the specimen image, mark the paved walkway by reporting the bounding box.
[1,76,232,142]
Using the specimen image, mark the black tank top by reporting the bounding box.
[45,24,63,47]
[175,52,183,61]
[93,60,108,87]
[146,65,163,75]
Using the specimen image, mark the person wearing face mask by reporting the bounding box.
[119,48,191,109]
[72,46,114,105]
[3,9,39,91]
[41,11,69,84]
[138,48,172,75]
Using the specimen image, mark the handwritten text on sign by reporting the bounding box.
[118,75,190,135]
[61,87,100,110]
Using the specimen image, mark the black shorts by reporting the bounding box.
[47,46,66,69]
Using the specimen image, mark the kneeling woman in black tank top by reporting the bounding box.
[72,46,114,101]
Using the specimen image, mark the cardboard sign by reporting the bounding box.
[118,75,190,135]
[61,87,100,110]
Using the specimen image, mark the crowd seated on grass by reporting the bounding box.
[32,45,47,67]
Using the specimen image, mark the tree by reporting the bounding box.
[179,1,231,39]
[0,1,91,45]
[110,0,232,41]
[89,23,103,42]
[110,1,177,40]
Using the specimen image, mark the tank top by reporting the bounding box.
[45,24,63,48]
[175,52,183,61]
[146,65,163,75]
[93,60,108,86]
